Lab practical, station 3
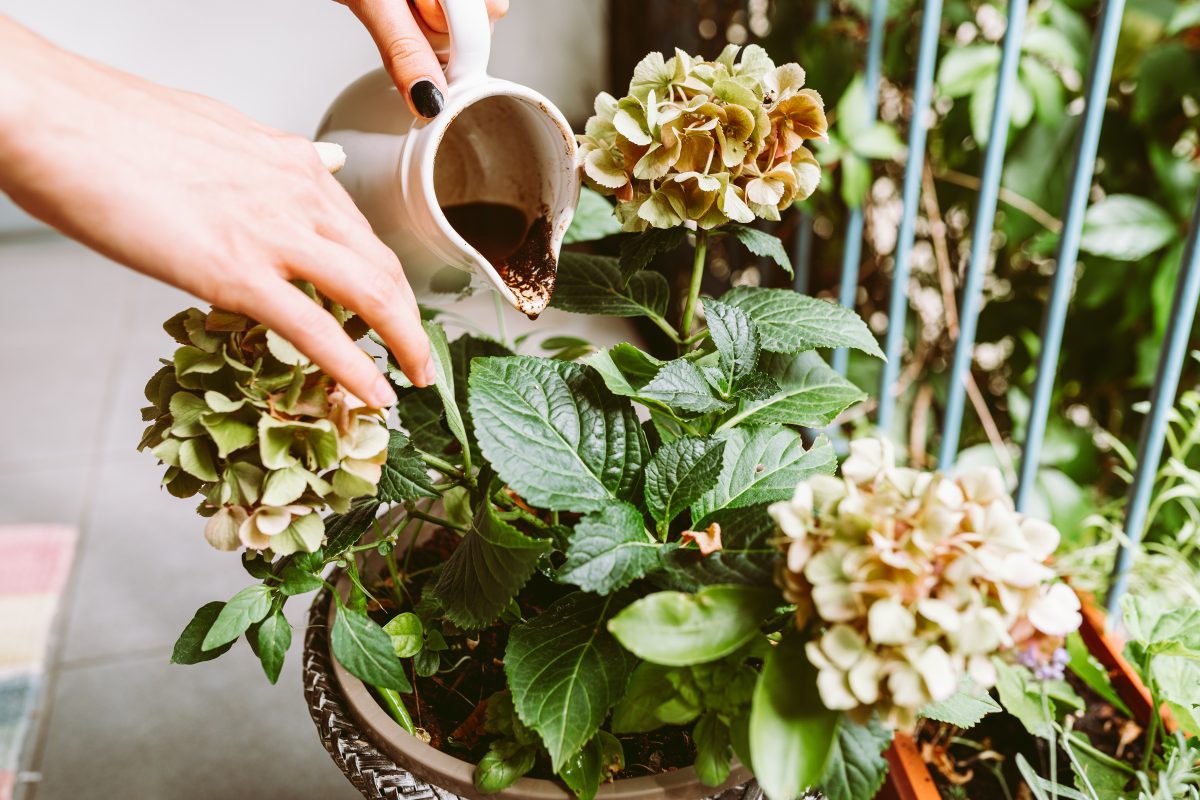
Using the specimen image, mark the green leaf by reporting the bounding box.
[722,225,793,277]
[278,564,325,596]
[469,356,647,513]
[1167,2,1200,34]
[750,631,840,800]
[474,744,538,794]
[431,503,552,629]
[423,321,470,456]
[171,602,235,664]
[850,123,905,161]
[619,227,687,282]
[835,76,870,138]
[200,413,257,458]
[1080,195,1177,261]
[383,612,425,658]
[564,187,623,244]
[994,660,1052,738]
[611,662,698,733]
[252,610,292,684]
[640,360,730,414]
[721,286,884,358]
[323,500,382,559]
[558,501,662,593]
[585,344,664,399]
[552,252,670,322]
[703,298,760,385]
[937,44,1001,97]
[722,351,866,429]
[505,592,635,771]
[817,716,893,800]
[644,436,726,530]
[330,605,413,692]
[840,153,872,208]
[694,712,733,787]
[394,389,456,456]
[920,681,1002,729]
[378,430,438,503]
[606,584,777,667]
[1063,731,1135,797]
[202,585,273,651]
[1065,632,1131,717]
[691,428,836,524]
[179,438,219,482]
[1021,57,1065,126]
[658,504,778,590]
[560,731,624,800]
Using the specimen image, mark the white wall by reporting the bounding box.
[0,0,608,233]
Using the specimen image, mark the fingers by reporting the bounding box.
[281,235,434,393]
[346,0,447,119]
[242,277,401,408]
[411,0,509,32]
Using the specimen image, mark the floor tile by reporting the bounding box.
[0,464,89,528]
[31,649,359,800]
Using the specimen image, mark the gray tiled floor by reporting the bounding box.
[1,232,635,800]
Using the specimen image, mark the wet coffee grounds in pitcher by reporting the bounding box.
[440,202,558,320]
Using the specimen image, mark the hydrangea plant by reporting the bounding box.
[147,45,1079,800]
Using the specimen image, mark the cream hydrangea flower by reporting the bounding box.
[577,45,828,231]
[769,437,1082,729]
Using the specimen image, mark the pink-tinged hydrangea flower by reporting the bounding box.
[769,437,1082,729]
[577,45,827,231]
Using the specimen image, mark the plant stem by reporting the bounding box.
[408,509,468,533]
[1142,676,1162,772]
[416,449,464,480]
[679,229,709,350]
[373,686,417,735]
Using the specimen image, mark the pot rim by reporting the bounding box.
[324,577,754,800]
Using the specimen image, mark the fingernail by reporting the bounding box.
[372,379,398,408]
[423,355,437,386]
[411,80,444,119]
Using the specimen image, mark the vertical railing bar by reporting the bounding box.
[1014,0,1128,511]
[815,0,832,25]
[877,0,944,431]
[793,209,813,294]
[1106,188,1200,618]
[831,0,888,375]
[936,0,1030,467]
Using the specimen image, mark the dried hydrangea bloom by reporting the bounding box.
[577,44,827,231]
[138,289,389,554]
[769,437,1082,729]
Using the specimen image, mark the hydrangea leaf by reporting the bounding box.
[703,298,760,386]
[619,227,687,283]
[816,716,892,800]
[558,501,662,593]
[423,321,469,457]
[551,252,670,322]
[721,224,794,277]
[721,286,884,359]
[323,499,382,559]
[640,360,731,415]
[721,351,866,429]
[643,435,726,530]
[658,503,778,591]
[564,187,623,245]
[378,431,438,503]
[919,682,1001,729]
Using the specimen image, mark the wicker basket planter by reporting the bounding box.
[303,587,764,800]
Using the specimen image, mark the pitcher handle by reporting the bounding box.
[434,0,492,85]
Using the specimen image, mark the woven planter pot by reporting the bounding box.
[303,587,764,800]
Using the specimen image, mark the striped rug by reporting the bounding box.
[0,525,76,800]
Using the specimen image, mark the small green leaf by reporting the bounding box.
[619,227,687,282]
[750,632,840,800]
[640,360,731,414]
[850,123,905,161]
[611,662,697,733]
[378,430,438,503]
[937,44,1001,97]
[563,187,623,245]
[994,660,1052,738]
[179,438,219,482]
[1080,195,1177,261]
[643,436,726,530]
[721,286,884,359]
[722,225,793,277]
[278,564,325,597]
[253,610,292,684]
[920,681,1002,729]
[171,602,235,664]
[202,585,273,651]
[703,298,760,384]
[323,500,382,559]
[722,351,866,429]
[330,605,412,692]
[383,612,425,658]
[474,744,538,794]
[558,501,662,593]
[551,252,671,322]
[607,584,777,667]
[817,716,893,800]
[560,731,624,800]
[840,153,872,207]
[694,712,733,787]
[424,321,470,457]
[1065,632,1131,717]
[506,593,634,771]
[585,344,664,399]
[1064,731,1136,796]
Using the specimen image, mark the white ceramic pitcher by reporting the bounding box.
[315,0,580,317]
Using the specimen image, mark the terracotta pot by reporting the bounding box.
[324,579,754,800]
[878,592,1159,800]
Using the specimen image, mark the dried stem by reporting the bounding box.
[934,168,1064,234]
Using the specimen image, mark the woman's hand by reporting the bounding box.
[0,17,430,408]
[342,0,509,119]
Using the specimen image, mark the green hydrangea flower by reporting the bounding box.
[138,287,388,555]
[577,44,827,231]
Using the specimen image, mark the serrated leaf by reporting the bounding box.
[722,225,793,277]
[552,252,670,322]
[816,716,892,800]
[171,602,235,664]
[732,372,781,402]
[252,610,292,684]
[920,682,1002,728]
[331,605,412,692]
[722,352,866,428]
[640,360,730,414]
[202,584,273,651]
[431,503,552,629]
[395,389,456,456]
[423,321,470,456]
[692,429,836,524]
[619,227,687,282]
[506,593,634,771]
[558,501,662,593]
[644,436,726,530]
[378,431,438,503]
[564,187,623,244]
[469,356,647,513]
[323,500,382,559]
[606,584,777,667]
[585,344,664,399]
[703,298,759,385]
[658,503,778,591]
[721,286,884,359]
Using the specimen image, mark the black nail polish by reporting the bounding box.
[411,80,444,119]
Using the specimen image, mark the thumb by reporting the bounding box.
[346,0,448,119]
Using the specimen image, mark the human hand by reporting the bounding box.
[341,0,509,119]
[0,18,430,408]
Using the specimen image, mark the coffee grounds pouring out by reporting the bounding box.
[440,202,557,320]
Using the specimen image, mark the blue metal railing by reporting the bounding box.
[805,0,1200,617]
